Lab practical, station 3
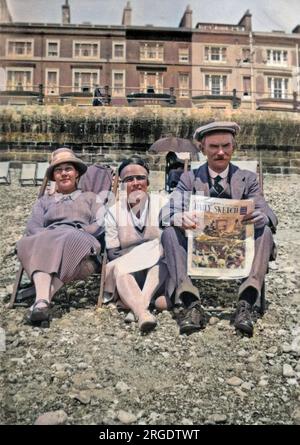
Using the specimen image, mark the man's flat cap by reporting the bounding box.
[193,121,240,141]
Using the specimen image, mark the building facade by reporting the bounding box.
[0,1,300,111]
[192,10,300,112]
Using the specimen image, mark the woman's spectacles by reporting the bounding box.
[122,175,147,183]
[54,166,75,174]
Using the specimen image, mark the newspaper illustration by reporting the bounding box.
[187,196,255,279]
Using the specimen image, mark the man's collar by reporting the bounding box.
[208,165,229,179]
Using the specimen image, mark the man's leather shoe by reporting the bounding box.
[233,300,254,336]
[179,301,207,335]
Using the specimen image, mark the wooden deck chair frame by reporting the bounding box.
[0,161,11,184]
[187,154,270,316]
[9,168,115,309]
[9,174,48,308]
[97,171,119,308]
[19,163,37,186]
[35,162,49,186]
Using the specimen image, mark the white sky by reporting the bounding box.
[6,0,300,33]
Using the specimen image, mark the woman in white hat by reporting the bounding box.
[17,148,104,326]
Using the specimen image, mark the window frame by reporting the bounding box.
[73,40,100,59]
[178,72,190,97]
[266,49,288,66]
[46,40,60,58]
[267,76,289,99]
[72,69,100,93]
[6,39,34,57]
[178,48,189,64]
[139,71,164,93]
[242,76,251,96]
[45,68,60,95]
[6,67,34,91]
[204,46,227,63]
[112,41,126,61]
[140,43,164,62]
[204,74,227,95]
[112,70,126,97]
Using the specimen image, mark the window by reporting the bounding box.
[205,47,227,62]
[73,41,100,59]
[45,70,59,95]
[179,48,189,63]
[242,48,251,63]
[267,49,288,65]
[113,42,125,60]
[112,71,125,96]
[178,73,189,97]
[205,74,227,95]
[140,71,163,93]
[140,43,164,61]
[268,77,288,99]
[73,70,99,93]
[7,40,33,57]
[6,68,33,91]
[243,76,251,96]
[47,41,59,57]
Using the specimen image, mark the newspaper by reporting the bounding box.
[187,196,255,279]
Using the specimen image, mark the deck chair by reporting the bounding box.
[19,163,36,186]
[0,161,11,184]
[35,162,49,186]
[9,164,114,309]
[187,157,273,315]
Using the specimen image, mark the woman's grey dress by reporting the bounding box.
[17,190,102,283]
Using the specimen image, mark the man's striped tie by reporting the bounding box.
[214,175,224,195]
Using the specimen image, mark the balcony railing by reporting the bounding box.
[1,84,299,111]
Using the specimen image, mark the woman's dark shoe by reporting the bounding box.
[26,299,51,327]
[138,311,157,333]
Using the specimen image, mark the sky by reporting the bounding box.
[6,0,300,33]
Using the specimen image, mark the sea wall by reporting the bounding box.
[1,105,300,174]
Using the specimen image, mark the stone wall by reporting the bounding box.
[1,105,300,174]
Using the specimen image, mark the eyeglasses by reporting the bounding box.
[54,166,75,174]
[122,175,147,183]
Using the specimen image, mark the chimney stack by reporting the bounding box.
[62,0,71,25]
[122,1,132,26]
[179,5,193,28]
[238,10,252,32]
[0,0,12,23]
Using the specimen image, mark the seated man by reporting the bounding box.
[160,121,277,336]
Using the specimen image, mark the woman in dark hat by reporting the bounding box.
[17,148,104,326]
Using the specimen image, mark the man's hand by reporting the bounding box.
[173,212,197,230]
[242,210,269,228]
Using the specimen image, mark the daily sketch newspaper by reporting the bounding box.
[187,196,255,279]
